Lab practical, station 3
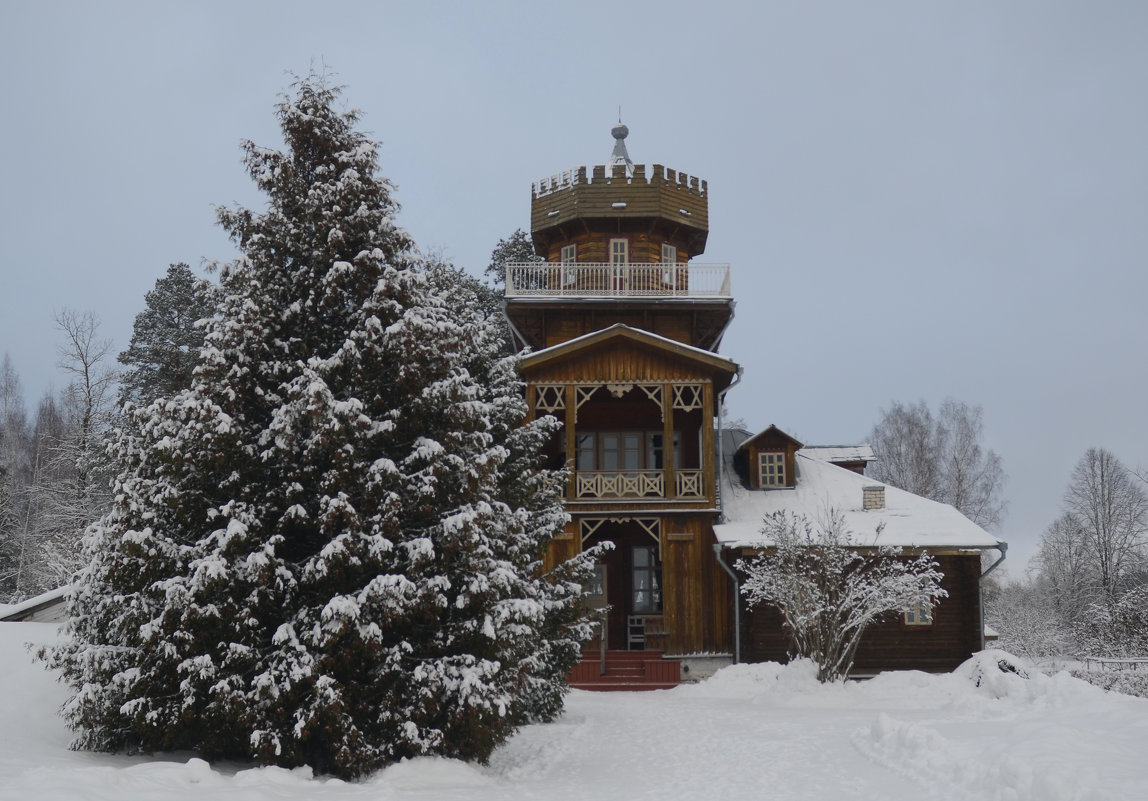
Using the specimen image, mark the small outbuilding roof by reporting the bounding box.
[0,585,69,623]
[799,445,876,465]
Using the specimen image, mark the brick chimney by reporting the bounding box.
[863,485,885,511]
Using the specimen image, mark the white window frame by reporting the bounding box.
[561,243,577,285]
[610,238,629,265]
[661,243,678,285]
[759,452,786,487]
[904,599,935,626]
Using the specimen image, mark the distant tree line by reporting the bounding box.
[0,265,217,603]
[867,400,1148,674]
[987,448,1148,665]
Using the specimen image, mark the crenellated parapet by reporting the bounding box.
[530,162,710,256]
[532,163,708,199]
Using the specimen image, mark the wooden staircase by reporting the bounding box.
[567,650,681,691]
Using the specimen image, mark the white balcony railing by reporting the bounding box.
[574,469,706,500]
[506,263,731,299]
[576,471,664,499]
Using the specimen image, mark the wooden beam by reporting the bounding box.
[702,382,716,503]
[565,383,577,501]
[664,382,676,500]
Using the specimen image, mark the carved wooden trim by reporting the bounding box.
[579,517,663,555]
[672,383,704,411]
[534,384,566,414]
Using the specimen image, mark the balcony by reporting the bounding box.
[506,263,731,300]
[574,470,706,501]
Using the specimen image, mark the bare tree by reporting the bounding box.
[868,399,1006,529]
[984,578,1069,660]
[0,355,31,599]
[738,511,946,682]
[1033,512,1098,624]
[23,311,119,591]
[1063,448,1148,604]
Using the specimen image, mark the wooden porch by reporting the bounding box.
[567,650,682,692]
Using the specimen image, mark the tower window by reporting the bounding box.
[661,243,678,285]
[610,238,628,265]
[561,244,577,285]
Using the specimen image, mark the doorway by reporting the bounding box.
[583,520,663,650]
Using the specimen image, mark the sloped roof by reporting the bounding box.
[716,450,1003,551]
[799,445,876,464]
[520,323,740,379]
[737,424,804,452]
[0,585,69,622]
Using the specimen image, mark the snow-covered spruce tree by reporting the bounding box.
[737,511,946,682]
[44,76,588,779]
[117,263,218,411]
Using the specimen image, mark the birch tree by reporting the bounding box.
[868,399,1006,529]
[1062,448,1148,604]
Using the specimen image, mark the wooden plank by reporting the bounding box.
[702,382,715,504]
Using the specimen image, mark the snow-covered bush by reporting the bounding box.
[737,511,946,682]
[1071,585,1148,658]
[42,75,592,779]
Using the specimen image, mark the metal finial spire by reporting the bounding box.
[609,118,633,174]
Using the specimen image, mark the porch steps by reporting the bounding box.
[567,650,681,691]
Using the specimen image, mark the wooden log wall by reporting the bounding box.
[662,515,733,655]
[739,554,984,673]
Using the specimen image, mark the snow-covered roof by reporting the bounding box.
[0,585,69,623]
[799,445,876,464]
[716,451,1003,551]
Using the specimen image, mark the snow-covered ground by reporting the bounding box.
[4,622,1146,801]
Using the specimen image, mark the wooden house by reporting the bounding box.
[505,128,1006,687]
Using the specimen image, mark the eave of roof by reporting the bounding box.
[519,323,741,377]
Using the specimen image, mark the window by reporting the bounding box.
[610,238,629,265]
[759,452,786,487]
[661,243,678,285]
[584,565,605,599]
[632,545,663,614]
[561,244,577,285]
[576,433,596,471]
[576,432,682,471]
[601,433,641,471]
[904,600,934,626]
[647,432,681,470]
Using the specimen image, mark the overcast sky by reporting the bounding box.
[2,1,1146,574]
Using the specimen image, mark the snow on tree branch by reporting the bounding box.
[737,510,946,682]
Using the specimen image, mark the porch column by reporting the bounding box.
[702,382,716,504]
[663,382,675,499]
[565,383,577,501]
[524,383,536,424]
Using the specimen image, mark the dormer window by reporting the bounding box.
[736,425,803,490]
[759,452,786,487]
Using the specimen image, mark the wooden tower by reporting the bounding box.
[505,127,741,666]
